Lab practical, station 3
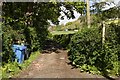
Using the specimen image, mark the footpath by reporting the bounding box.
[16,40,118,79]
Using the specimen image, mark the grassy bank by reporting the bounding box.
[1,51,40,79]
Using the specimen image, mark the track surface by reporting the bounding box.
[17,40,114,79]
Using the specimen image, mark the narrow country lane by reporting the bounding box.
[17,50,104,78]
[16,40,106,79]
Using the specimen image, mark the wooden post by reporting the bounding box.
[102,21,105,44]
[86,0,90,28]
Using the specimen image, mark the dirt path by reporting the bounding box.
[17,51,104,78]
[16,40,112,79]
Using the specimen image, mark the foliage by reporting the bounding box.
[69,27,102,66]
[52,19,82,31]
[90,2,119,27]
[60,2,86,19]
[1,51,40,78]
[2,2,60,64]
[2,24,25,64]
[101,6,120,20]
[53,34,73,48]
[68,23,120,76]
[2,2,86,64]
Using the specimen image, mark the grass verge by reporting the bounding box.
[1,51,40,79]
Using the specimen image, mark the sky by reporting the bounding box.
[50,0,120,26]
[58,10,80,25]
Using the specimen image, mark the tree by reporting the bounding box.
[2,2,86,63]
[2,2,62,63]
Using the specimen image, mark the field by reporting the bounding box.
[50,30,78,35]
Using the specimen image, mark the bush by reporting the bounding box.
[68,24,120,76]
[2,22,49,64]
[1,51,40,78]
[27,26,48,51]
[2,2,55,65]
[2,25,25,64]
[53,34,73,48]
[69,27,102,66]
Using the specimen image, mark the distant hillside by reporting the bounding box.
[49,6,120,32]
[62,20,81,30]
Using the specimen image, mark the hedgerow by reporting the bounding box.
[53,34,73,48]
[68,23,120,76]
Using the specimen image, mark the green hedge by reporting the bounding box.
[53,34,73,48]
[68,24,120,76]
[2,22,48,64]
[2,2,59,65]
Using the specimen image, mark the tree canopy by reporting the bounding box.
[2,2,86,63]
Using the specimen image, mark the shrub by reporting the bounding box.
[2,24,48,64]
[68,24,120,76]
[2,25,25,64]
[53,34,73,48]
[27,26,48,51]
[2,22,49,64]
[69,27,102,66]
[1,51,40,78]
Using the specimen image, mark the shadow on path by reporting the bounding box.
[16,39,119,79]
[42,39,63,54]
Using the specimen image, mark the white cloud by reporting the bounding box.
[59,10,80,25]
[57,6,81,25]
[102,2,116,10]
